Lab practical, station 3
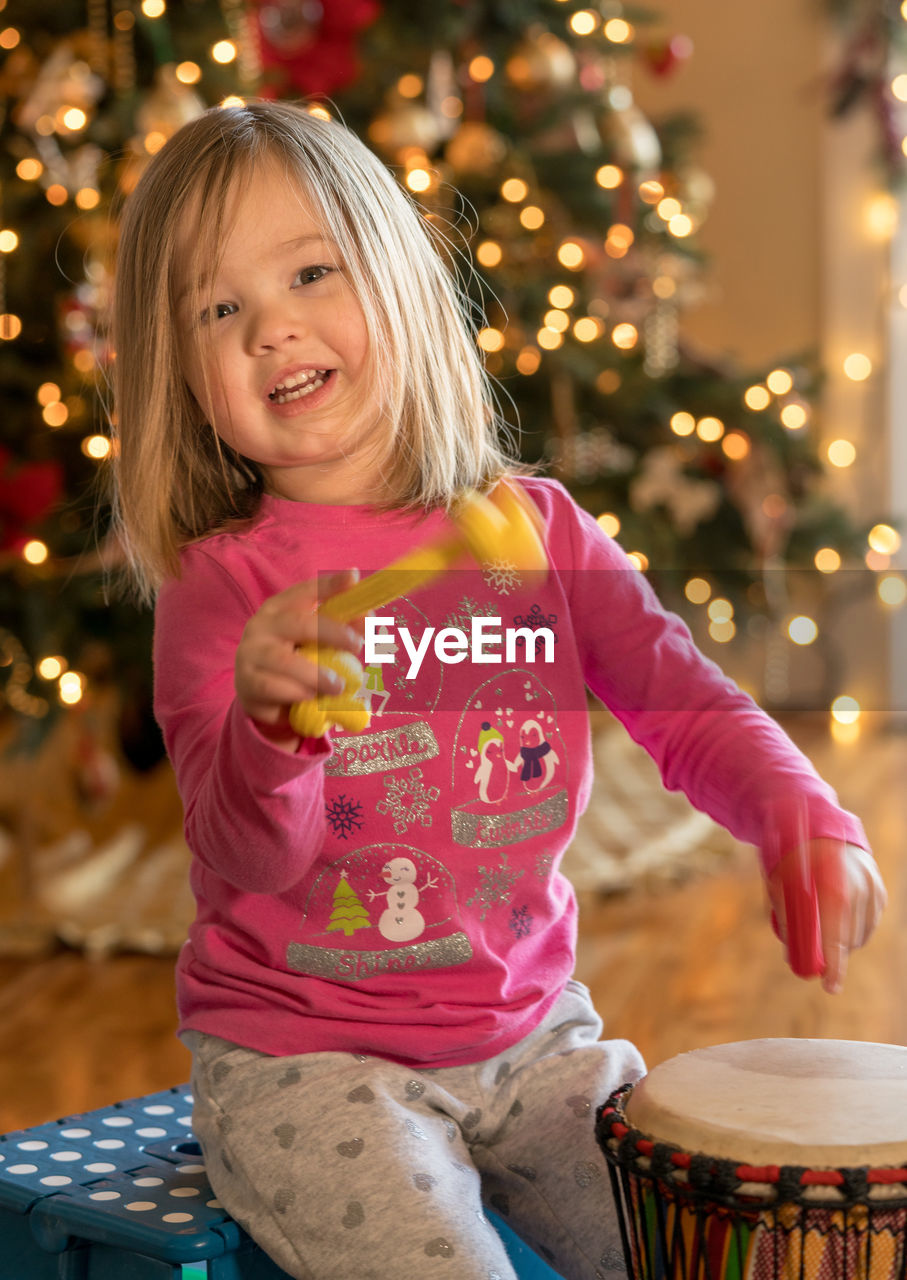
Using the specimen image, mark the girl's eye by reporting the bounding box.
[199,302,237,323]
[295,264,332,286]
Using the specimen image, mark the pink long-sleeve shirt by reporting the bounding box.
[154,478,867,1068]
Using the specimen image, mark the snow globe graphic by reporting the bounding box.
[451,671,568,849]
[286,843,472,982]
[325,596,445,783]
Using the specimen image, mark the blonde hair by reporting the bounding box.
[110,100,518,603]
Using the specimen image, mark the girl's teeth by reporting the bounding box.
[272,374,327,404]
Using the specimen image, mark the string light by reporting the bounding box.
[569,10,600,36]
[670,411,695,436]
[476,327,505,353]
[543,309,570,332]
[878,574,907,607]
[685,577,711,604]
[211,40,237,64]
[0,314,22,339]
[766,368,793,394]
[814,547,841,573]
[519,206,545,230]
[405,168,432,193]
[708,598,733,623]
[780,403,808,430]
[627,551,648,570]
[827,439,856,468]
[37,382,61,405]
[22,539,49,565]
[140,0,165,15]
[604,18,633,43]
[722,431,750,460]
[788,615,818,645]
[597,513,620,537]
[42,401,68,427]
[843,352,872,381]
[611,322,638,350]
[709,619,736,643]
[741,384,767,409]
[549,285,574,308]
[831,695,861,725]
[537,327,563,350]
[220,95,246,109]
[557,241,585,269]
[596,165,623,189]
[573,317,601,342]
[467,55,494,82]
[0,26,20,49]
[516,347,541,374]
[501,178,528,202]
[476,241,503,268]
[696,416,724,442]
[397,74,423,98]
[37,656,66,680]
[668,213,693,238]
[657,197,682,221]
[16,158,43,180]
[868,523,901,555]
[596,369,621,394]
[81,434,112,459]
[58,671,85,706]
[176,61,202,85]
[0,229,18,253]
[639,180,664,204]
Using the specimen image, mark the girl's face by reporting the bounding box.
[176,164,385,505]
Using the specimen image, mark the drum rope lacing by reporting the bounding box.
[596,1085,907,1210]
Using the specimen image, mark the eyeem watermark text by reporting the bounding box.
[365,616,555,680]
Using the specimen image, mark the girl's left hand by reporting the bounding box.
[766,841,887,995]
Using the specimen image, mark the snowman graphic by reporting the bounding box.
[513,717,560,793]
[368,856,438,942]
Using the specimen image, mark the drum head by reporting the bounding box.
[625,1039,907,1167]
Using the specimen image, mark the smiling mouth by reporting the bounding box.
[268,369,331,404]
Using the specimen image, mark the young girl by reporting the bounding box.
[110,101,885,1280]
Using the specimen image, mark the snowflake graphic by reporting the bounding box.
[376,767,440,834]
[467,853,525,921]
[509,904,533,940]
[482,559,522,596]
[325,794,364,840]
[512,602,559,642]
[445,596,500,633]
[535,850,554,878]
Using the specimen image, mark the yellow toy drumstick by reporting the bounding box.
[289,480,548,738]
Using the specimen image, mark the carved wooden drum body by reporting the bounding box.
[596,1040,907,1280]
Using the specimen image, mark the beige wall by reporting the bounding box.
[633,0,826,367]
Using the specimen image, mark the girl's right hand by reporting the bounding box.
[235,570,362,747]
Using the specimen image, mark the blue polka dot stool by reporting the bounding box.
[0,1085,562,1278]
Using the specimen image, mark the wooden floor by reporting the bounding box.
[0,712,904,1135]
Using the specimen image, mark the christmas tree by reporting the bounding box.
[0,0,898,775]
[326,871,371,937]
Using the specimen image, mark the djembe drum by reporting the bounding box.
[596,1039,907,1280]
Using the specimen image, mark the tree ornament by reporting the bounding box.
[506,30,576,92]
[369,100,443,157]
[252,0,380,97]
[137,65,206,141]
[0,447,63,554]
[640,33,694,79]
[444,120,508,175]
[599,86,661,177]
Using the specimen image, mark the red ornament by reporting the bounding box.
[252,0,381,98]
[0,446,64,551]
[640,33,694,79]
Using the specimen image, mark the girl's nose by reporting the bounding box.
[245,297,303,352]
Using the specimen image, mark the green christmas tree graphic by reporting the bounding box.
[326,872,372,938]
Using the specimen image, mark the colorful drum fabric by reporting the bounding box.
[595,1039,907,1280]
